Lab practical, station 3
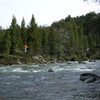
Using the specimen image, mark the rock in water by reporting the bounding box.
[78,61,86,64]
[84,77,96,83]
[80,73,97,83]
[95,76,100,83]
[48,68,53,72]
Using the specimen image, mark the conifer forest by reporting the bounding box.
[0,12,100,64]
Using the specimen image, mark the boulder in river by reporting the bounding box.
[95,76,100,83]
[80,73,97,83]
[78,61,86,64]
[84,77,96,83]
[48,68,54,72]
[88,59,96,62]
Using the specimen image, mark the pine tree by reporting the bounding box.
[69,23,76,51]
[72,21,79,49]
[10,16,23,54]
[10,16,18,54]
[48,26,57,56]
[2,30,11,55]
[21,18,27,44]
[0,29,5,54]
[48,26,63,59]
[41,27,49,55]
[78,24,85,58]
[34,28,42,54]
[27,14,37,55]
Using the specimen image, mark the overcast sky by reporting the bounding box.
[0,0,100,28]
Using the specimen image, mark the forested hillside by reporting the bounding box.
[0,12,100,64]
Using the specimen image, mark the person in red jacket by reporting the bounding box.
[24,45,28,52]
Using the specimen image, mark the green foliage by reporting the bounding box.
[0,12,100,64]
[10,16,23,54]
[27,14,37,55]
[40,27,50,55]
[2,30,11,54]
[21,18,27,44]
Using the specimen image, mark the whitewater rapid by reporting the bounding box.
[0,60,99,73]
[0,60,100,100]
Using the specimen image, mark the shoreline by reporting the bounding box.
[0,54,98,66]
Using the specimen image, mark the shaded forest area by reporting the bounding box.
[0,12,100,64]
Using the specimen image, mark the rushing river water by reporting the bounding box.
[0,60,100,100]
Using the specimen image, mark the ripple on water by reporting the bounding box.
[75,67,94,72]
[6,75,21,79]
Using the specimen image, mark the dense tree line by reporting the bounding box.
[0,12,100,62]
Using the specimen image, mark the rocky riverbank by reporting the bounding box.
[0,54,98,66]
[0,55,60,66]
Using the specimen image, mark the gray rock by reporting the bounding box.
[95,79,100,83]
[84,77,96,83]
[88,59,96,62]
[95,77,100,83]
[48,68,54,72]
[80,73,97,82]
[78,61,86,64]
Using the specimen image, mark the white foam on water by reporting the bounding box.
[0,66,42,73]
[75,67,94,72]
[51,65,67,72]
[12,67,28,72]
[22,81,33,85]
[54,68,65,72]
[0,60,99,73]
[31,70,40,73]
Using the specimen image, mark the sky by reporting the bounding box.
[0,0,100,28]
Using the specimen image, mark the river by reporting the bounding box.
[0,60,100,100]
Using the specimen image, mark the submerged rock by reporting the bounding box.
[67,62,71,64]
[88,59,96,62]
[78,61,86,64]
[22,88,31,93]
[80,73,97,83]
[48,68,54,72]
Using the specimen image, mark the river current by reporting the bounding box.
[0,60,100,100]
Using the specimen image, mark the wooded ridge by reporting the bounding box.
[0,12,100,64]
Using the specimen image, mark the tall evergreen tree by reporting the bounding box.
[27,14,37,55]
[10,16,18,54]
[2,30,11,54]
[10,16,23,54]
[34,28,42,54]
[21,18,27,45]
[48,27,57,56]
[48,26,63,59]
[41,27,49,55]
